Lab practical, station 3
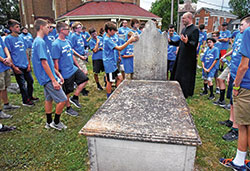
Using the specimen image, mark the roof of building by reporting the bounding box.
[196,7,238,19]
[57,1,160,20]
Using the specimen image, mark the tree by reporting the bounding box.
[0,0,20,26]
[150,0,197,31]
[229,0,250,18]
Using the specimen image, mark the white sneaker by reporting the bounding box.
[3,103,20,110]
[0,111,12,119]
[45,123,50,129]
[49,121,67,130]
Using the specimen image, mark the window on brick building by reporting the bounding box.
[204,17,209,26]
[195,17,200,26]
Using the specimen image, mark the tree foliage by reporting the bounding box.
[150,0,197,31]
[229,0,250,18]
[0,0,20,26]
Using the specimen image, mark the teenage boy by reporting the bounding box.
[219,15,250,170]
[5,19,38,106]
[197,24,207,57]
[89,27,104,90]
[52,22,89,116]
[130,19,141,35]
[103,21,138,98]
[32,19,67,130]
[20,27,33,49]
[118,20,131,40]
[200,37,219,100]
[167,24,180,80]
[0,36,20,119]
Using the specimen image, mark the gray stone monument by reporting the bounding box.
[134,20,168,80]
[80,20,201,171]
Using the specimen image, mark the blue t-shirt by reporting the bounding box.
[0,37,10,72]
[52,39,77,79]
[168,35,180,61]
[214,41,222,69]
[89,36,103,60]
[118,27,131,40]
[70,33,85,55]
[230,33,243,80]
[239,27,250,89]
[81,31,90,46]
[44,33,56,52]
[20,33,33,49]
[201,47,219,77]
[32,37,58,85]
[231,30,240,39]
[199,30,207,45]
[4,34,28,69]
[219,30,231,50]
[110,34,119,62]
[121,44,134,74]
[103,36,117,73]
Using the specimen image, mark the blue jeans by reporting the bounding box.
[14,68,34,103]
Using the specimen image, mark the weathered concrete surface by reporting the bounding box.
[133,20,168,80]
[80,80,201,146]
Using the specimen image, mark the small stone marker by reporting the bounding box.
[133,20,168,80]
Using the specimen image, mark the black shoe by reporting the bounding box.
[208,95,215,100]
[22,100,35,107]
[222,129,238,141]
[31,97,39,102]
[69,97,82,108]
[81,89,89,96]
[218,119,233,128]
[0,125,16,133]
[97,84,103,91]
[213,99,226,107]
[200,91,208,96]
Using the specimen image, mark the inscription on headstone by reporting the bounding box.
[134,20,168,80]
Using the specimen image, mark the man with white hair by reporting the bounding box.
[169,12,199,98]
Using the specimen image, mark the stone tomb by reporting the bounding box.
[79,20,201,171]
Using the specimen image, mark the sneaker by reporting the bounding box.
[228,161,246,171]
[218,119,233,128]
[22,100,34,107]
[97,84,103,91]
[213,99,226,107]
[31,97,39,102]
[0,125,16,133]
[0,111,12,119]
[222,129,238,141]
[69,97,82,108]
[3,103,20,110]
[49,121,62,131]
[219,158,233,167]
[65,107,79,117]
[57,122,67,130]
[208,95,215,100]
[216,88,220,94]
[224,104,231,111]
[81,89,89,96]
[200,91,208,96]
[45,123,50,129]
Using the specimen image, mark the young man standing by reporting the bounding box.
[32,19,67,130]
[103,22,138,98]
[5,19,38,106]
[52,22,89,116]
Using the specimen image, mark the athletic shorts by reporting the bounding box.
[218,67,229,80]
[106,69,121,83]
[63,69,88,95]
[44,81,67,103]
[233,88,250,125]
[0,69,11,90]
[93,59,104,74]
[167,60,175,72]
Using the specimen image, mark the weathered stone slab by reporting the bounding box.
[80,80,201,146]
[133,20,168,80]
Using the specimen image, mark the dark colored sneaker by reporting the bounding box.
[3,103,20,110]
[97,83,103,91]
[22,100,34,107]
[219,158,233,168]
[65,107,79,117]
[213,99,226,107]
[0,111,12,119]
[81,89,89,96]
[208,95,215,100]
[222,129,238,141]
[69,97,82,108]
[224,104,231,111]
[200,91,208,96]
[0,125,16,133]
[31,97,39,102]
[228,161,246,171]
[218,119,233,128]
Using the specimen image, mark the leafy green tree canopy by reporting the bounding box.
[229,0,250,18]
[0,0,20,26]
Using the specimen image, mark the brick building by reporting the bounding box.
[18,0,156,35]
[193,7,238,33]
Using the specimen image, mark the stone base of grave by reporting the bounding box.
[80,80,201,171]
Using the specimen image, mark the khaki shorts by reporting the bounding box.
[218,66,229,80]
[233,88,250,125]
[0,69,11,90]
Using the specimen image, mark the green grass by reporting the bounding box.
[0,56,241,170]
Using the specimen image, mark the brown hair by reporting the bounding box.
[34,19,48,31]
[104,22,117,32]
[56,22,68,33]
